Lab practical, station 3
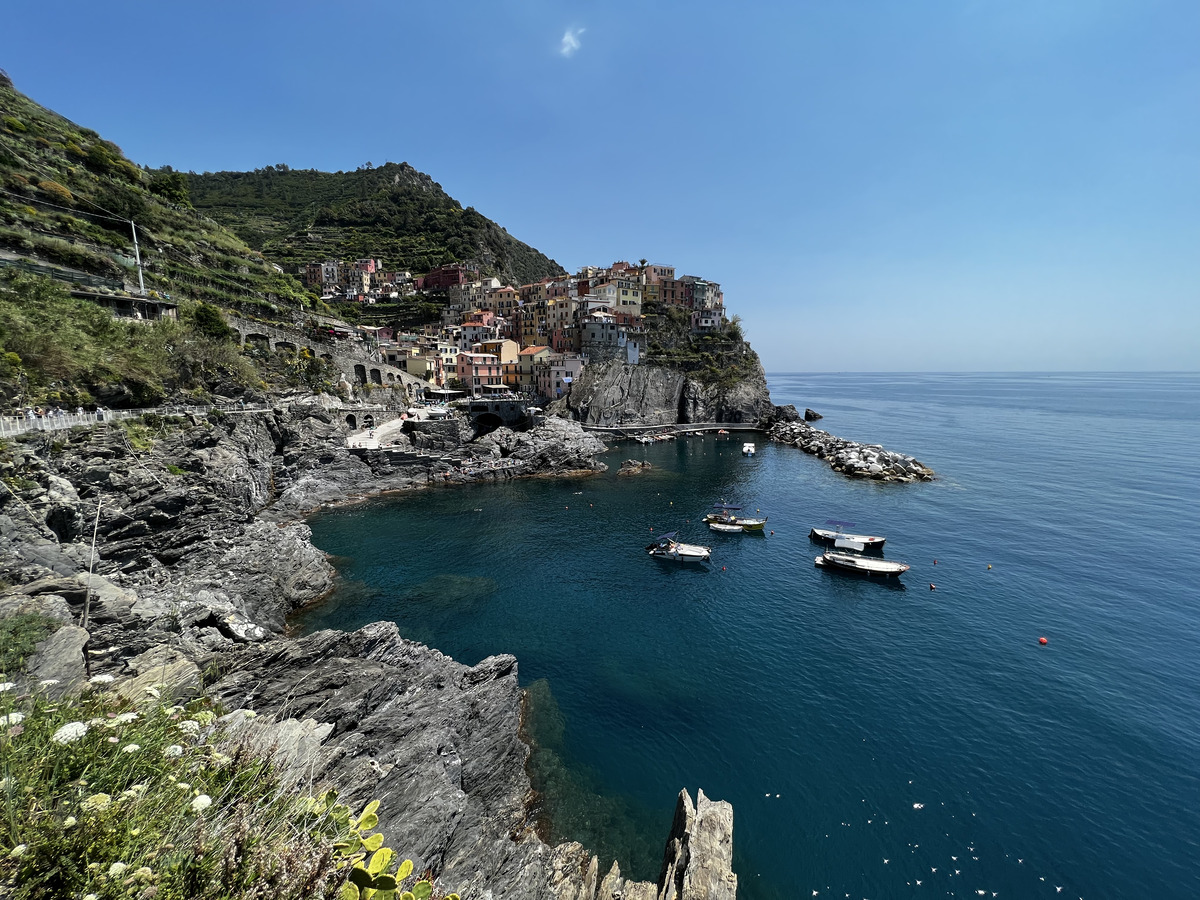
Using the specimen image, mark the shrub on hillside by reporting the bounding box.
[36,180,73,204]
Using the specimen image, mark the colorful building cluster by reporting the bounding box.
[300,258,729,400]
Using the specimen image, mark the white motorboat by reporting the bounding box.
[742,442,756,456]
[814,551,909,578]
[809,520,886,552]
[647,532,712,562]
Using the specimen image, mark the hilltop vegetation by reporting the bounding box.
[188,163,564,287]
[0,74,312,323]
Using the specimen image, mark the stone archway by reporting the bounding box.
[353,364,367,384]
[370,368,383,385]
[345,414,358,430]
[275,341,298,357]
[363,414,375,429]
[244,333,271,350]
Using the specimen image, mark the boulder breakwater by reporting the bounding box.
[767,419,935,482]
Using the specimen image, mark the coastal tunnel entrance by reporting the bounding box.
[345,414,357,429]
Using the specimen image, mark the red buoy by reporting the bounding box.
[722,566,726,571]
[1038,637,1048,645]
[933,559,937,565]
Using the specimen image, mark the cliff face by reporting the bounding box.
[555,359,778,427]
[0,406,737,900]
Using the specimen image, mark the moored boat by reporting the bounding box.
[809,520,886,552]
[743,442,756,456]
[703,502,767,532]
[647,532,712,562]
[814,551,909,578]
[708,520,744,533]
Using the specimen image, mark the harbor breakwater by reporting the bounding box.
[0,404,735,900]
[767,419,936,482]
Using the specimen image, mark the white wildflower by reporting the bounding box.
[190,794,212,813]
[88,674,115,685]
[177,782,191,791]
[177,719,200,737]
[63,816,77,828]
[0,682,16,693]
[134,866,154,882]
[163,744,183,758]
[88,718,107,727]
[81,793,112,812]
[0,712,25,727]
[112,712,138,725]
[107,861,128,877]
[121,743,140,753]
[51,721,89,744]
[121,784,148,800]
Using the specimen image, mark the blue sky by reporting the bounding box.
[3,0,1197,371]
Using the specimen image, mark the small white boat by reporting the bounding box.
[810,520,886,552]
[647,532,711,562]
[815,551,909,578]
[708,521,744,534]
[742,442,756,456]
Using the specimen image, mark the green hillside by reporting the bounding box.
[0,73,311,322]
[188,163,564,287]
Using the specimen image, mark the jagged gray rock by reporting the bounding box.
[0,401,737,899]
[554,360,775,427]
[23,624,89,697]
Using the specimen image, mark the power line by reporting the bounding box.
[0,186,128,222]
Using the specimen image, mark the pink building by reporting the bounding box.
[455,351,503,397]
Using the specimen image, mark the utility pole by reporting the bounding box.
[130,219,146,295]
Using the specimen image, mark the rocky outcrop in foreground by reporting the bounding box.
[767,420,935,482]
[0,404,737,899]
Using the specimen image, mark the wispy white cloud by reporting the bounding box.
[560,27,585,58]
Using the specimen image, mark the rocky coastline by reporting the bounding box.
[766,419,935,483]
[0,404,736,899]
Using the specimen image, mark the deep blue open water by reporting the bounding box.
[298,373,1200,899]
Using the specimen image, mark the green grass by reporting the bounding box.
[0,683,459,900]
[0,614,60,676]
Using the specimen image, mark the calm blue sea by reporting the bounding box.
[299,373,1200,899]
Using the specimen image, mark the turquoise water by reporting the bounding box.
[299,373,1200,899]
